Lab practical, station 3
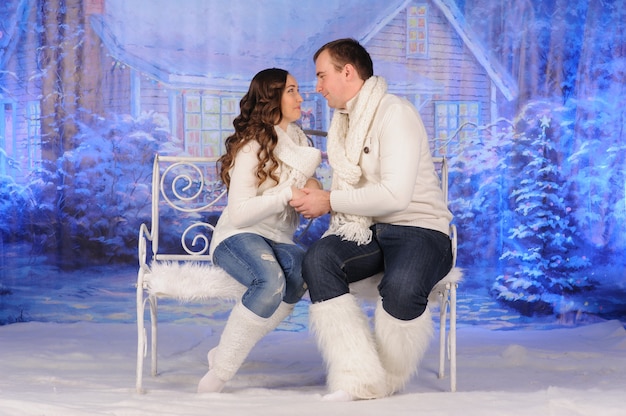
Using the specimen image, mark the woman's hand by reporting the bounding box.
[304,177,322,190]
[291,186,306,200]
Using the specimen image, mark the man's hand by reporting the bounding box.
[290,188,331,219]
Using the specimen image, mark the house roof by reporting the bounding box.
[91,0,515,99]
[431,0,518,100]
[91,0,412,91]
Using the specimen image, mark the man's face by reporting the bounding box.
[315,50,348,109]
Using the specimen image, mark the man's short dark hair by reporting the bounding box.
[314,38,374,80]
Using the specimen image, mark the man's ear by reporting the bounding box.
[343,63,357,81]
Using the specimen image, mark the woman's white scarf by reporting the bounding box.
[323,76,387,245]
[266,123,321,227]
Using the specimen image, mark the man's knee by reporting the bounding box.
[303,238,335,272]
[380,282,429,320]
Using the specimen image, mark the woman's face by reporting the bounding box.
[278,74,303,130]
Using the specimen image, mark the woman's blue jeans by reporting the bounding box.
[212,233,307,318]
[302,224,453,320]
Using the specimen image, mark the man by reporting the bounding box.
[290,38,453,401]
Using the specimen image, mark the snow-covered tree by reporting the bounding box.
[492,107,593,316]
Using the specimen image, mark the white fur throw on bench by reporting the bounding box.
[146,261,462,305]
[146,262,246,302]
[350,267,464,303]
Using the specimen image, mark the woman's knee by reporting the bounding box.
[243,291,283,318]
[284,271,306,303]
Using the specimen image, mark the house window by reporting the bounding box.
[26,101,41,170]
[434,101,480,156]
[407,3,428,58]
[183,93,241,157]
[0,102,9,175]
[1,100,21,175]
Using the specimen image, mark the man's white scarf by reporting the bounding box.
[324,76,387,245]
[267,124,321,227]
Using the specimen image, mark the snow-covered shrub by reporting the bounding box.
[25,111,182,267]
[0,175,33,242]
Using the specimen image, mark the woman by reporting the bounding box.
[197,68,321,393]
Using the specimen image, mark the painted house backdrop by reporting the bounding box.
[0,0,624,324]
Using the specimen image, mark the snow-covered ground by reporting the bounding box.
[0,263,625,415]
[1,317,625,415]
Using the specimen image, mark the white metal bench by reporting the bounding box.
[135,154,461,394]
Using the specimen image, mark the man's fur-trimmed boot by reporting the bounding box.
[197,301,294,393]
[374,299,433,395]
[309,293,388,401]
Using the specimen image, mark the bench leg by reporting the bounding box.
[438,291,447,380]
[436,283,458,392]
[136,272,147,394]
[450,283,457,392]
[149,295,158,377]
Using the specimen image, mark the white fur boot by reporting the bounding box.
[374,299,433,395]
[205,301,295,368]
[197,301,294,393]
[309,293,388,401]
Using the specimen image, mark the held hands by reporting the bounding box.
[289,187,331,219]
[291,177,320,200]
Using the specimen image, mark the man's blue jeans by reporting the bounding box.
[212,233,307,318]
[302,224,453,320]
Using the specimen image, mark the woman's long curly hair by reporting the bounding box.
[218,68,288,189]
